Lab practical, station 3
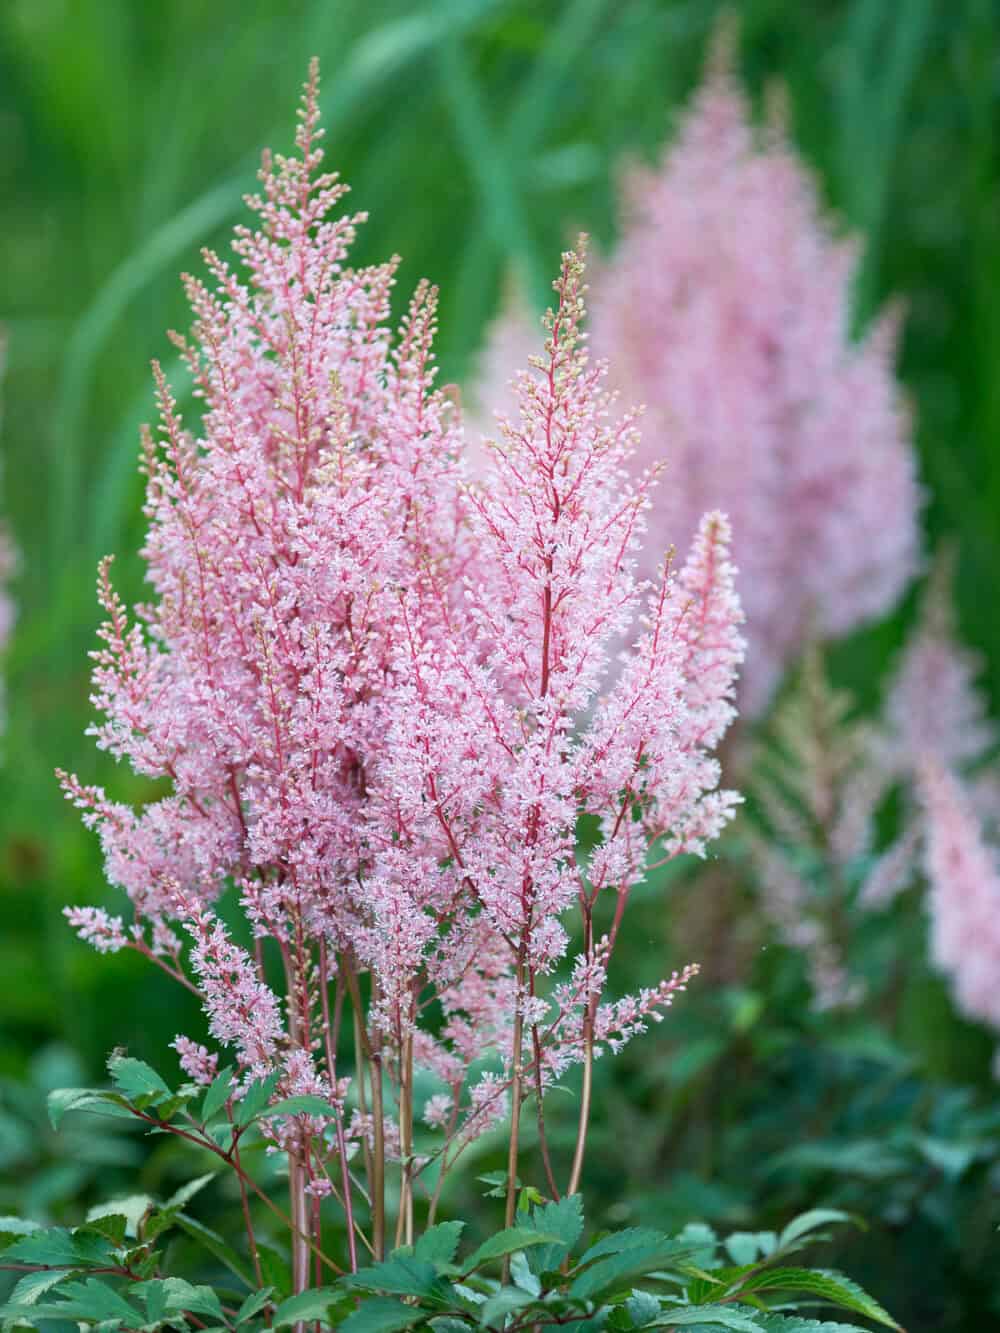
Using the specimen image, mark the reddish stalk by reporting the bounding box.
[503,942,528,1280]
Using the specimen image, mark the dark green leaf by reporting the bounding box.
[271,1286,348,1327]
[741,1269,900,1329]
[236,1287,275,1324]
[414,1221,465,1270]
[174,1213,254,1287]
[4,1227,117,1268]
[45,1276,142,1324]
[237,1071,283,1126]
[47,1088,136,1130]
[463,1227,564,1271]
[340,1296,421,1332]
[576,1228,672,1268]
[7,1269,70,1306]
[525,1193,584,1274]
[107,1054,173,1104]
[347,1255,447,1300]
[200,1066,236,1123]
[479,1286,535,1327]
[570,1240,696,1301]
[648,1307,765,1330]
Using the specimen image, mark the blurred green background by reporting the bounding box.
[1,0,999,1324]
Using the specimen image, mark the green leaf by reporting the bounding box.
[741,1269,900,1329]
[257,1242,293,1300]
[4,1227,117,1268]
[47,1087,135,1130]
[576,1228,672,1267]
[479,1285,535,1327]
[340,1296,421,1332]
[45,1276,142,1325]
[236,1287,275,1325]
[414,1221,465,1270]
[724,1232,775,1267]
[509,1251,541,1296]
[165,1172,217,1211]
[463,1227,564,1271]
[347,1255,448,1300]
[0,1217,41,1245]
[7,1269,69,1306]
[271,1286,347,1327]
[107,1054,173,1104]
[174,1213,254,1287]
[626,1290,661,1326]
[776,1212,854,1255]
[86,1194,154,1239]
[525,1193,584,1274]
[265,1095,339,1118]
[570,1239,696,1301]
[200,1066,236,1123]
[750,1320,873,1333]
[429,1321,472,1332]
[237,1071,283,1126]
[648,1308,765,1330]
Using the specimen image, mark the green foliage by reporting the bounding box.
[0,1186,898,1332]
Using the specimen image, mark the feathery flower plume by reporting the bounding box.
[61,64,743,1271]
[921,762,1000,1068]
[471,25,920,715]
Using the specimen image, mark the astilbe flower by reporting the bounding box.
[471,28,920,716]
[921,762,1000,1070]
[60,63,743,1268]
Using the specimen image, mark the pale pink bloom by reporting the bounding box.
[172,1035,219,1086]
[63,906,128,955]
[921,763,1000,1054]
[884,553,995,776]
[62,68,742,1154]
[472,37,920,717]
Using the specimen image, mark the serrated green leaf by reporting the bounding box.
[741,1269,900,1329]
[509,1250,541,1296]
[724,1233,768,1267]
[7,1269,69,1306]
[479,1285,535,1327]
[46,1276,142,1325]
[570,1240,696,1301]
[200,1066,236,1123]
[648,1307,764,1330]
[340,1296,420,1332]
[525,1193,584,1274]
[463,1227,564,1271]
[576,1228,672,1267]
[346,1255,447,1300]
[108,1054,173,1104]
[271,1285,346,1327]
[776,1212,853,1255]
[236,1287,275,1325]
[86,1195,154,1240]
[47,1087,136,1130]
[236,1071,283,1126]
[4,1227,117,1268]
[0,1217,41,1243]
[626,1289,661,1326]
[414,1221,465,1270]
[749,1319,872,1333]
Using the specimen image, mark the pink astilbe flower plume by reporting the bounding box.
[471,26,920,717]
[60,63,743,1269]
[921,762,1000,1071]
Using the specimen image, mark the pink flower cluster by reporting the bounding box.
[61,63,744,1177]
[921,763,1000,1062]
[472,31,920,716]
